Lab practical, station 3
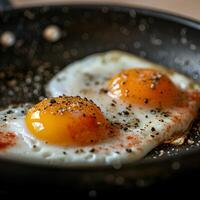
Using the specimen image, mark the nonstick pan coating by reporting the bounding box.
[0,4,200,190]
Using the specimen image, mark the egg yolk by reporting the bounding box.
[108,68,183,108]
[25,96,113,146]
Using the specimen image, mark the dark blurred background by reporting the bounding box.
[12,0,200,21]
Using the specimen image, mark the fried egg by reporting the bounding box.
[0,51,199,167]
[47,51,200,164]
[0,98,118,166]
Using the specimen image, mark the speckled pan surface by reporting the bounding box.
[0,4,200,188]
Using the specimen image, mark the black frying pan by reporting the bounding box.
[0,0,200,196]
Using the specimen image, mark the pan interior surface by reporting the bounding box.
[0,5,200,168]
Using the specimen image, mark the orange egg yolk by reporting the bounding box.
[108,68,183,108]
[25,96,113,146]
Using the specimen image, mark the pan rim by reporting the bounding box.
[2,3,200,29]
[0,3,200,171]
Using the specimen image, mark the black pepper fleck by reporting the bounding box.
[99,88,108,94]
[79,149,84,153]
[90,148,95,153]
[144,98,149,104]
[50,99,56,103]
[163,113,169,117]
[123,111,129,116]
[126,148,132,153]
[150,135,155,138]
[150,109,156,114]
[6,110,14,114]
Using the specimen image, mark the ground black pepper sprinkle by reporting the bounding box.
[122,81,126,85]
[112,100,117,104]
[75,150,79,154]
[50,99,56,104]
[126,106,131,111]
[144,98,149,104]
[156,108,161,112]
[99,88,108,94]
[150,109,156,114]
[150,135,155,138]
[134,123,139,128]
[6,110,14,114]
[90,148,95,153]
[151,127,156,132]
[126,148,132,153]
[63,151,67,155]
[123,111,129,116]
[163,113,169,117]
